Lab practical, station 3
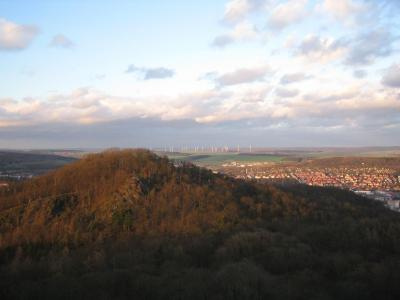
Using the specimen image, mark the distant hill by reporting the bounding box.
[0,151,76,177]
[305,156,400,168]
[1,149,400,299]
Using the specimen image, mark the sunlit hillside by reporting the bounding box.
[1,150,400,299]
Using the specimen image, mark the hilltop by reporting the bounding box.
[1,149,400,299]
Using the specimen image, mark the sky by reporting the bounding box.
[0,0,399,149]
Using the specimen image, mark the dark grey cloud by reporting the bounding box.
[382,64,400,88]
[49,34,74,48]
[280,72,310,84]
[0,18,39,51]
[344,29,395,66]
[216,66,270,86]
[0,118,201,149]
[0,114,398,149]
[126,65,175,80]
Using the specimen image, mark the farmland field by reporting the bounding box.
[159,152,286,166]
[157,147,400,167]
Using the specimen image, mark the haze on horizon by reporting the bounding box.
[0,0,399,148]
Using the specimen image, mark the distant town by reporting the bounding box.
[215,161,400,211]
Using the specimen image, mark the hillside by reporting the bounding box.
[1,149,400,299]
[0,151,76,177]
[305,156,400,169]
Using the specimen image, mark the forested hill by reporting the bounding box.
[0,150,76,176]
[1,149,400,299]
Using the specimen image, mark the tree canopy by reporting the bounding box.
[1,149,400,299]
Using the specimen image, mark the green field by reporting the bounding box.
[158,148,400,167]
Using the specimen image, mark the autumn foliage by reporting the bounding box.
[1,149,400,299]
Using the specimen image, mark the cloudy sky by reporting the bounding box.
[0,0,399,148]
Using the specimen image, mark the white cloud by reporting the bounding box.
[344,29,394,66]
[353,69,367,79]
[382,64,400,88]
[280,72,310,84]
[231,21,258,39]
[297,34,347,62]
[212,21,258,47]
[50,34,74,48]
[224,0,252,22]
[223,0,266,23]
[215,66,271,86]
[268,0,308,29]
[321,0,363,20]
[126,65,175,80]
[212,35,235,47]
[239,86,271,103]
[275,87,299,98]
[0,18,38,50]
[1,1,399,147]
[1,81,399,148]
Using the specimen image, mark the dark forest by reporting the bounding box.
[1,149,400,299]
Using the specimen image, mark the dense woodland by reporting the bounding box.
[1,149,400,299]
